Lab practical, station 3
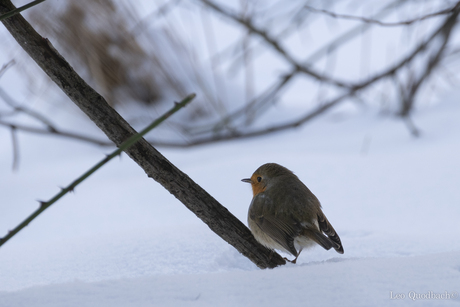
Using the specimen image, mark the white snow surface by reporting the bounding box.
[1,96,460,306]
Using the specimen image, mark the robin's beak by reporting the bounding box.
[241,178,252,183]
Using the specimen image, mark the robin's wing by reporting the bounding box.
[300,228,336,251]
[251,213,300,256]
[249,196,300,256]
[317,211,344,254]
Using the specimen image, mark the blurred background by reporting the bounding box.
[2,0,460,151]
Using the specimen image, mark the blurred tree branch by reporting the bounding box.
[0,0,286,269]
[200,0,351,89]
[1,0,460,146]
[186,0,460,140]
[304,2,460,27]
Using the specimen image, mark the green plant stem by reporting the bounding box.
[0,0,46,21]
[0,93,195,248]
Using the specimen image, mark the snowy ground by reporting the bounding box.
[1,90,460,306]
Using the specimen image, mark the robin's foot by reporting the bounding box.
[284,249,302,264]
[283,257,298,264]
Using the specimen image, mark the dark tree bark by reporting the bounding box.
[0,0,285,269]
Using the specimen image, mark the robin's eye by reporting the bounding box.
[257,176,262,182]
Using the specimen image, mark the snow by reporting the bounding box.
[1,93,460,306]
[1,252,460,307]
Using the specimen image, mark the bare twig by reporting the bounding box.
[171,4,460,145]
[199,0,351,89]
[181,71,294,137]
[0,87,57,131]
[0,59,15,78]
[0,0,45,21]
[399,6,459,117]
[0,93,196,248]
[193,0,406,137]
[304,2,460,27]
[10,125,19,171]
[0,119,112,146]
[350,7,460,92]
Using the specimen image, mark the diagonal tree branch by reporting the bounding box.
[0,0,285,269]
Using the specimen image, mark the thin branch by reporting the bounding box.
[0,119,112,146]
[349,6,460,92]
[181,71,294,137]
[164,5,460,146]
[199,0,351,89]
[166,90,352,147]
[10,125,19,171]
[303,0,409,67]
[304,2,460,27]
[0,0,46,21]
[400,6,459,117]
[0,87,57,131]
[0,93,196,248]
[193,0,405,137]
[0,59,15,78]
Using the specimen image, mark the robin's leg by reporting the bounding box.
[284,249,303,264]
[292,249,303,264]
[283,257,297,264]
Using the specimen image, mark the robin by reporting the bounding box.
[242,163,344,263]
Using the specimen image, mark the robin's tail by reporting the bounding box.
[317,212,344,254]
